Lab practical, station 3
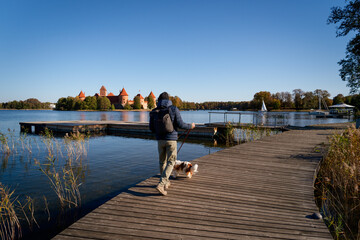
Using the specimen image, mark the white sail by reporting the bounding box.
[261,100,267,112]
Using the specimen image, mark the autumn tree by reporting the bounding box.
[252,91,272,110]
[273,92,293,109]
[272,99,281,110]
[328,0,360,93]
[170,96,183,109]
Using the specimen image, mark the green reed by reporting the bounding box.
[19,131,33,155]
[0,183,21,240]
[0,182,42,240]
[0,132,11,155]
[315,127,360,239]
[36,130,88,208]
[0,129,88,238]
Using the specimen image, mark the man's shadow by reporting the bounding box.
[123,175,161,197]
[124,174,188,197]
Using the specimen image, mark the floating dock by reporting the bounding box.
[19,120,288,140]
[19,121,216,139]
[50,124,353,239]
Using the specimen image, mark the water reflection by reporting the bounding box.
[1,154,9,172]
[80,113,86,121]
[100,113,107,121]
[121,112,129,122]
[139,111,147,122]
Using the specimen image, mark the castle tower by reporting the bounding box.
[100,86,107,97]
[136,94,146,109]
[119,88,129,106]
[78,91,86,101]
[149,91,156,108]
[136,94,145,105]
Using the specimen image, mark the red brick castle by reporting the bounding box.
[78,86,156,109]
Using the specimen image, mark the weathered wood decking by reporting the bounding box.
[53,127,345,240]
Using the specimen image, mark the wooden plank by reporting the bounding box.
[53,129,334,239]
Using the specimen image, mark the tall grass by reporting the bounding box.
[316,127,360,239]
[0,132,11,155]
[0,184,21,240]
[36,130,88,208]
[0,183,41,240]
[19,131,33,154]
[0,129,89,238]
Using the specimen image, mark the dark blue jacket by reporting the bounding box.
[149,99,192,140]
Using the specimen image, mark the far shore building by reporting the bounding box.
[78,91,86,101]
[78,86,156,109]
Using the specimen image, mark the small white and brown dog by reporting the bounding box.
[172,160,198,178]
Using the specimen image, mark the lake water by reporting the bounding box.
[0,110,352,239]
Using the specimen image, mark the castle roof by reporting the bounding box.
[136,93,144,99]
[78,91,85,98]
[119,88,128,96]
[100,85,107,91]
[149,91,156,98]
[108,92,115,96]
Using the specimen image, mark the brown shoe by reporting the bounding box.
[156,185,167,196]
[165,181,171,190]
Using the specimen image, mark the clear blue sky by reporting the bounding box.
[0,0,351,103]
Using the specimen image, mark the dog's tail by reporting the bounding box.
[192,164,198,173]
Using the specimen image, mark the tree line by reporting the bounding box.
[171,89,360,112]
[3,88,360,112]
[0,98,52,110]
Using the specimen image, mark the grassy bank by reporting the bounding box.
[316,127,360,239]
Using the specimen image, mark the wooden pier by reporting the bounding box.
[19,120,287,141]
[51,124,350,239]
[19,121,216,139]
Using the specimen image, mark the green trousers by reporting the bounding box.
[157,140,177,186]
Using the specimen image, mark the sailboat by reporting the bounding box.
[259,100,267,126]
[261,100,267,112]
[309,95,329,117]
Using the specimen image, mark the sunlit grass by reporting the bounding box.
[0,128,89,238]
[0,183,21,240]
[316,127,360,239]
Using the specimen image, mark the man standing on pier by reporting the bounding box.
[149,92,195,196]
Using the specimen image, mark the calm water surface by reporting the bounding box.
[0,110,352,239]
